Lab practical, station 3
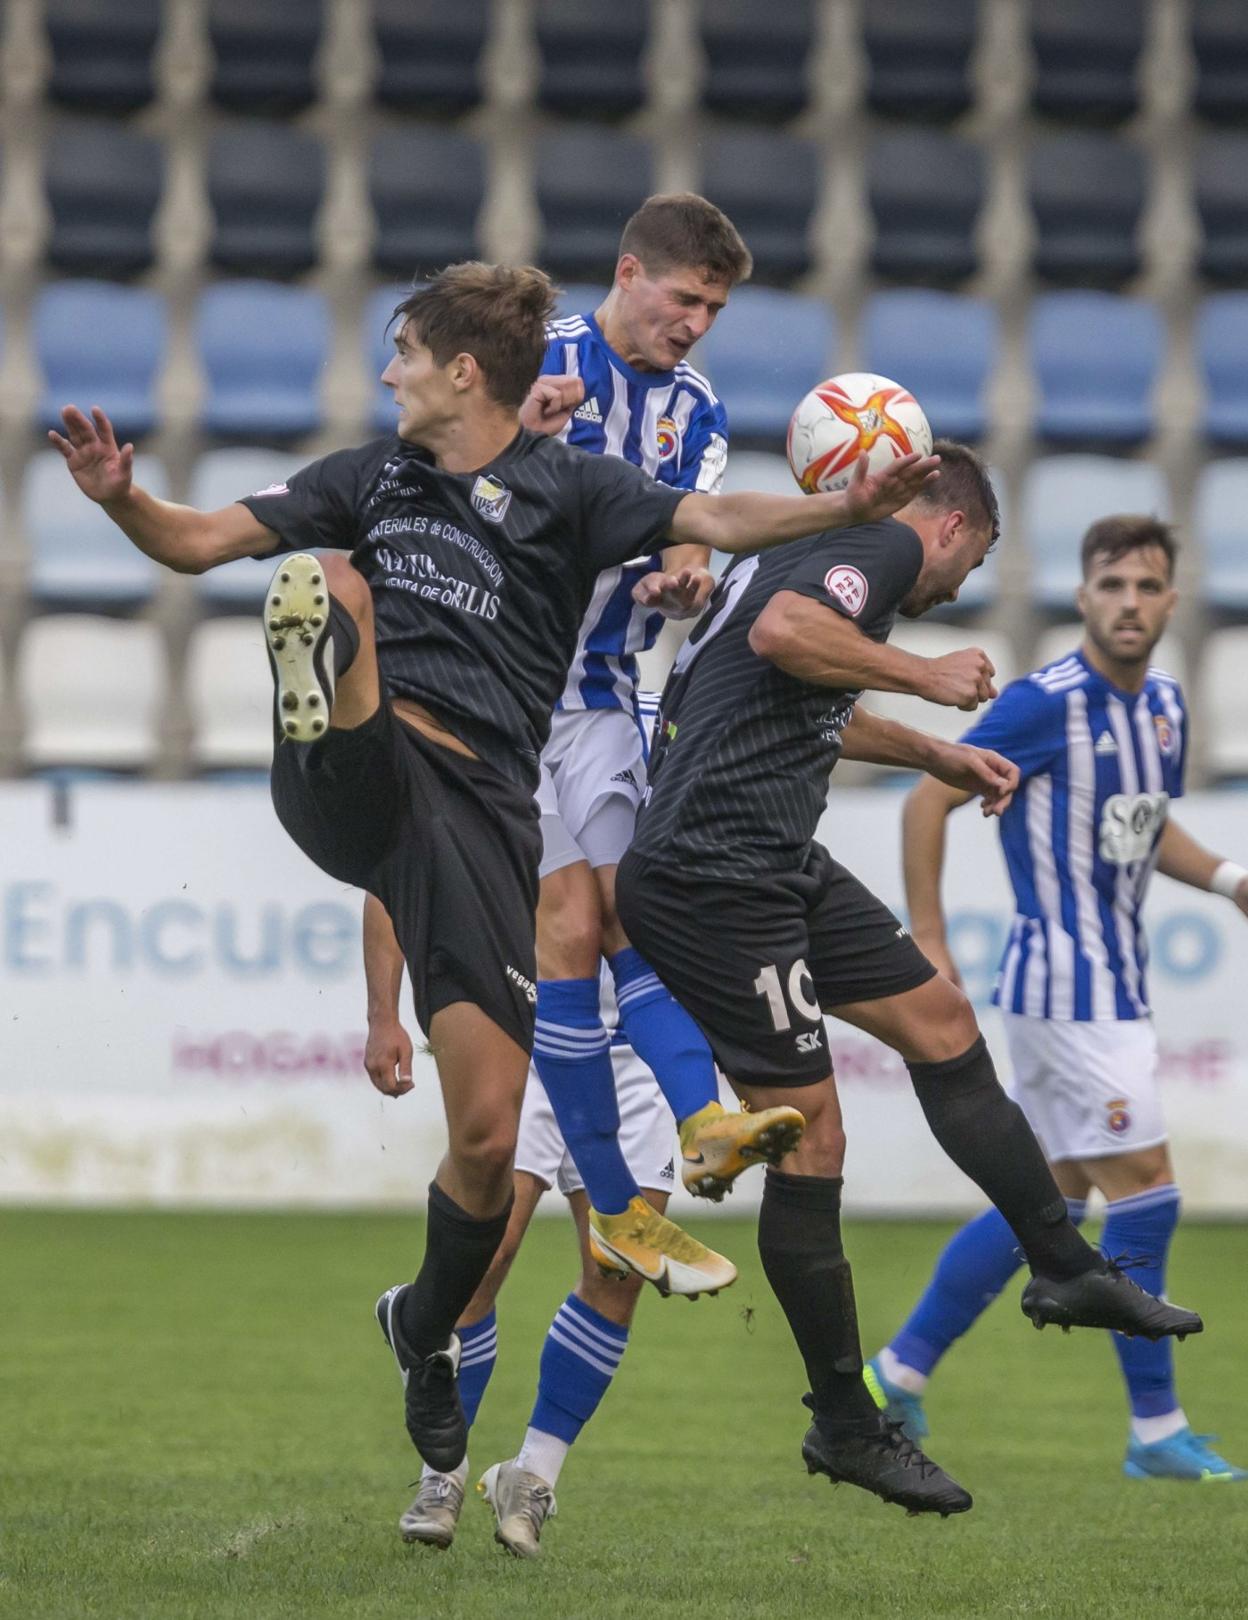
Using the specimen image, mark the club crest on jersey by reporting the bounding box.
[1154,714,1177,756]
[471,474,512,524]
[824,564,869,616]
[1107,1098,1131,1135]
[656,415,681,463]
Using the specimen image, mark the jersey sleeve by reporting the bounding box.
[1158,678,1188,799]
[777,522,924,632]
[237,443,379,557]
[675,396,730,495]
[576,448,687,569]
[958,677,1065,784]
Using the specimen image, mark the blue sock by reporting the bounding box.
[457,1309,497,1428]
[1101,1184,1182,1418]
[529,1294,629,1444]
[533,978,639,1215]
[608,947,718,1124]
[891,1197,1088,1376]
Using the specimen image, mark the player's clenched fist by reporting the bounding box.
[921,647,998,711]
[520,374,586,435]
[364,1015,415,1098]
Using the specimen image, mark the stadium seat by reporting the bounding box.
[18,616,164,770]
[45,0,160,113]
[1193,461,1248,612]
[698,0,814,123]
[34,281,166,439]
[1027,132,1146,286]
[23,450,165,608]
[1197,296,1248,445]
[859,626,1016,751]
[1029,0,1145,124]
[535,0,648,119]
[1192,0,1248,125]
[365,283,413,433]
[207,0,324,114]
[186,618,274,771]
[45,118,162,277]
[696,286,835,442]
[860,290,997,442]
[372,0,487,116]
[536,127,654,281]
[190,449,304,609]
[1195,135,1248,284]
[207,123,325,279]
[1029,293,1161,445]
[1199,630,1248,779]
[1022,456,1170,609]
[861,0,976,123]
[1034,623,1188,694]
[700,130,818,285]
[195,283,328,441]
[867,130,984,284]
[368,129,485,275]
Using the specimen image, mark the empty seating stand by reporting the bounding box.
[1196,135,1248,284]
[1199,296,1248,445]
[698,0,814,123]
[45,118,162,277]
[34,281,166,440]
[1193,461,1248,613]
[862,0,977,123]
[1191,0,1248,126]
[860,290,997,442]
[1200,631,1248,779]
[18,617,165,772]
[535,0,649,119]
[1029,0,1145,124]
[196,282,328,441]
[207,0,324,115]
[867,129,984,283]
[536,127,654,281]
[1028,131,1146,287]
[696,286,835,442]
[45,0,160,113]
[191,449,304,609]
[369,129,485,275]
[24,450,165,609]
[1029,292,1161,445]
[700,129,818,285]
[1023,456,1170,608]
[208,123,326,278]
[372,0,488,116]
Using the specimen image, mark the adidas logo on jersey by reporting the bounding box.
[1094,731,1119,756]
[574,396,604,424]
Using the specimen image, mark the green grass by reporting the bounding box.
[2,1210,1246,1620]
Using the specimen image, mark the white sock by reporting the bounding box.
[515,1426,570,1489]
[879,1345,929,1395]
[421,1457,469,1488]
[1132,1408,1187,1446]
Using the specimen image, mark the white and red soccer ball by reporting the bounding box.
[786,372,933,494]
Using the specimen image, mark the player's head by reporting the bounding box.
[1077,515,1178,667]
[382,262,557,440]
[601,193,752,371]
[895,441,999,617]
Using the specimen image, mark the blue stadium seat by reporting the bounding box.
[1196,135,1248,284]
[365,284,414,433]
[862,0,976,123]
[45,118,162,277]
[35,281,166,439]
[1192,1,1248,125]
[701,130,818,285]
[1027,132,1145,286]
[536,127,654,281]
[535,0,648,119]
[696,287,835,442]
[190,449,304,608]
[698,0,814,123]
[369,129,485,275]
[208,123,325,278]
[24,449,166,607]
[1029,293,1161,445]
[1022,456,1170,609]
[45,0,160,112]
[860,290,997,442]
[373,0,487,116]
[207,0,324,114]
[1029,0,1145,124]
[867,129,984,283]
[1199,296,1248,445]
[1194,461,1248,612]
[196,283,328,440]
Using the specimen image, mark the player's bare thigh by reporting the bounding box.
[830,973,981,1064]
[1075,1140,1175,1202]
[725,1072,847,1179]
[536,859,604,979]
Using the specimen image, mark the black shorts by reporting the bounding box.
[271,702,541,1050]
[616,842,935,1088]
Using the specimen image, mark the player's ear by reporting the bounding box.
[942,509,965,548]
[448,351,478,393]
[616,253,642,291]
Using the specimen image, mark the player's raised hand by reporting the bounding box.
[632,565,716,619]
[921,646,998,711]
[520,375,585,436]
[48,405,135,505]
[841,449,941,525]
[364,1013,415,1098]
[930,742,1019,818]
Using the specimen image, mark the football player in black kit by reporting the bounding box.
[616,442,1204,1517]
[48,261,941,1484]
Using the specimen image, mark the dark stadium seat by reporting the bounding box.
[1030,293,1160,445]
[1192,0,1248,126]
[372,0,487,116]
[700,130,818,285]
[867,130,984,284]
[1198,296,1248,445]
[45,119,162,277]
[207,123,325,279]
[860,290,997,442]
[1194,461,1248,612]
[45,0,160,113]
[1028,0,1145,124]
[535,127,654,281]
[862,0,977,123]
[207,0,324,115]
[1196,135,1248,283]
[34,281,166,439]
[24,449,166,608]
[1023,456,1170,608]
[535,0,649,119]
[368,129,485,276]
[196,282,329,440]
[1027,131,1146,287]
[696,286,835,442]
[698,0,814,123]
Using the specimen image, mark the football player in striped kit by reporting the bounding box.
[869,515,1248,1483]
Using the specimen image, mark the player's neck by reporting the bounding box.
[1079,639,1149,695]
[595,296,661,373]
[418,408,522,475]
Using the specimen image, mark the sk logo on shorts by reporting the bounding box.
[1107,1098,1131,1134]
[471,474,513,524]
[795,1030,823,1054]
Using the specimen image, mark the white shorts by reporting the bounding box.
[1002,1012,1167,1162]
[514,1038,677,1196]
[536,707,648,878]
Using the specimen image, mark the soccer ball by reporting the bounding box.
[786,373,932,494]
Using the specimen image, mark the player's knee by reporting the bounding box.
[910,977,981,1063]
[790,1115,847,1178]
[452,1117,517,1188]
[536,897,601,979]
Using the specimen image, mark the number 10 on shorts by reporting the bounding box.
[753,959,821,1032]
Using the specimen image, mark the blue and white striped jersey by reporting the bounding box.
[960,650,1187,1021]
[543,311,729,712]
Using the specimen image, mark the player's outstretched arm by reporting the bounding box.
[49,404,277,573]
[363,895,414,1098]
[1157,820,1248,916]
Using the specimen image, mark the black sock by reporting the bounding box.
[907,1037,1097,1280]
[399,1183,513,1360]
[327,595,359,678]
[757,1168,878,1428]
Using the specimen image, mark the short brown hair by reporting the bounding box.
[1080,514,1178,580]
[618,193,753,287]
[912,439,1000,546]
[391,262,557,410]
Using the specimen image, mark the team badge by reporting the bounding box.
[1107,1098,1131,1135]
[656,415,681,463]
[470,474,513,524]
[824,564,869,616]
[1154,714,1176,756]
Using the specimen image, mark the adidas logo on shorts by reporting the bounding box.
[659,1158,675,1181]
[610,767,638,788]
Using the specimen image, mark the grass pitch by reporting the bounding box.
[3,1209,1247,1620]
